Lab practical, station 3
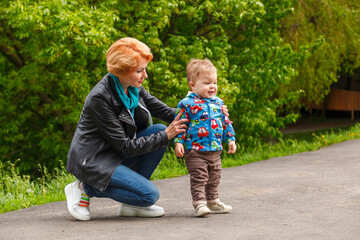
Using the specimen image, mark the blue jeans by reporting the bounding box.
[83,124,168,207]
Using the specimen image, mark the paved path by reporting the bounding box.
[1,139,360,240]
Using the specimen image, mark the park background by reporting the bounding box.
[0,0,359,212]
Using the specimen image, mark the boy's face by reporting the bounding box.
[190,71,217,99]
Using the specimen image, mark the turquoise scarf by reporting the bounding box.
[110,73,139,117]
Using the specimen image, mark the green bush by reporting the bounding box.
[279,0,360,109]
[2,0,357,175]
[0,0,118,173]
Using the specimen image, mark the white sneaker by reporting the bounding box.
[207,201,232,214]
[65,180,90,221]
[194,204,211,217]
[119,204,165,218]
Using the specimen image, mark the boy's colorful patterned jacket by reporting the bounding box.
[174,92,236,152]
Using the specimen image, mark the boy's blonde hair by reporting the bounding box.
[106,37,153,76]
[186,59,217,88]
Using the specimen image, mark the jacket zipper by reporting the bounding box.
[206,101,212,149]
[82,141,99,166]
[125,108,137,139]
[138,102,153,126]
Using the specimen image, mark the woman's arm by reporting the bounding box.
[88,94,168,158]
[139,87,175,123]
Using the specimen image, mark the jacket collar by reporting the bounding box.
[104,73,122,107]
[186,91,217,103]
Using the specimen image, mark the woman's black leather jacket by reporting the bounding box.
[66,73,175,191]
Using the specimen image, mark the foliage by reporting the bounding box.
[0,0,312,174]
[279,0,360,108]
[0,0,118,173]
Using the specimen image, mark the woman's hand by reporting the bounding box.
[221,105,229,117]
[165,109,188,140]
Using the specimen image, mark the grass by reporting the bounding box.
[222,123,360,168]
[1,123,360,214]
[0,161,76,214]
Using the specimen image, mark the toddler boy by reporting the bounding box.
[174,59,236,217]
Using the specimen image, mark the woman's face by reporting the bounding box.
[119,58,148,92]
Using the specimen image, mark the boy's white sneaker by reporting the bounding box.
[65,180,90,221]
[207,201,232,214]
[118,204,165,218]
[194,204,211,217]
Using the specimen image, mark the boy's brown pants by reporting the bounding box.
[184,150,222,206]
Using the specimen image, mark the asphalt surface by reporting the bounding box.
[1,139,360,240]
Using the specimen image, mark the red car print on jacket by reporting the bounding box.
[191,142,205,151]
[194,97,205,104]
[190,105,202,115]
[198,127,209,138]
[211,119,219,129]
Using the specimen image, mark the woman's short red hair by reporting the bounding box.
[106,37,153,76]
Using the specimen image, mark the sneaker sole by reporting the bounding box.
[65,184,90,221]
[194,210,211,217]
[119,206,165,218]
[209,209,232,214]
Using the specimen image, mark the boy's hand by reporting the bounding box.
[175,143,185,157]
[221,105,229,117]
[227,141,237,154]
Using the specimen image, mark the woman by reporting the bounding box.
[65,37,188,221]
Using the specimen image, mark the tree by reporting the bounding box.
[0,0,119,173]
[110,0,305,147]
[1,0,305,174]
[279,0,360,109]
